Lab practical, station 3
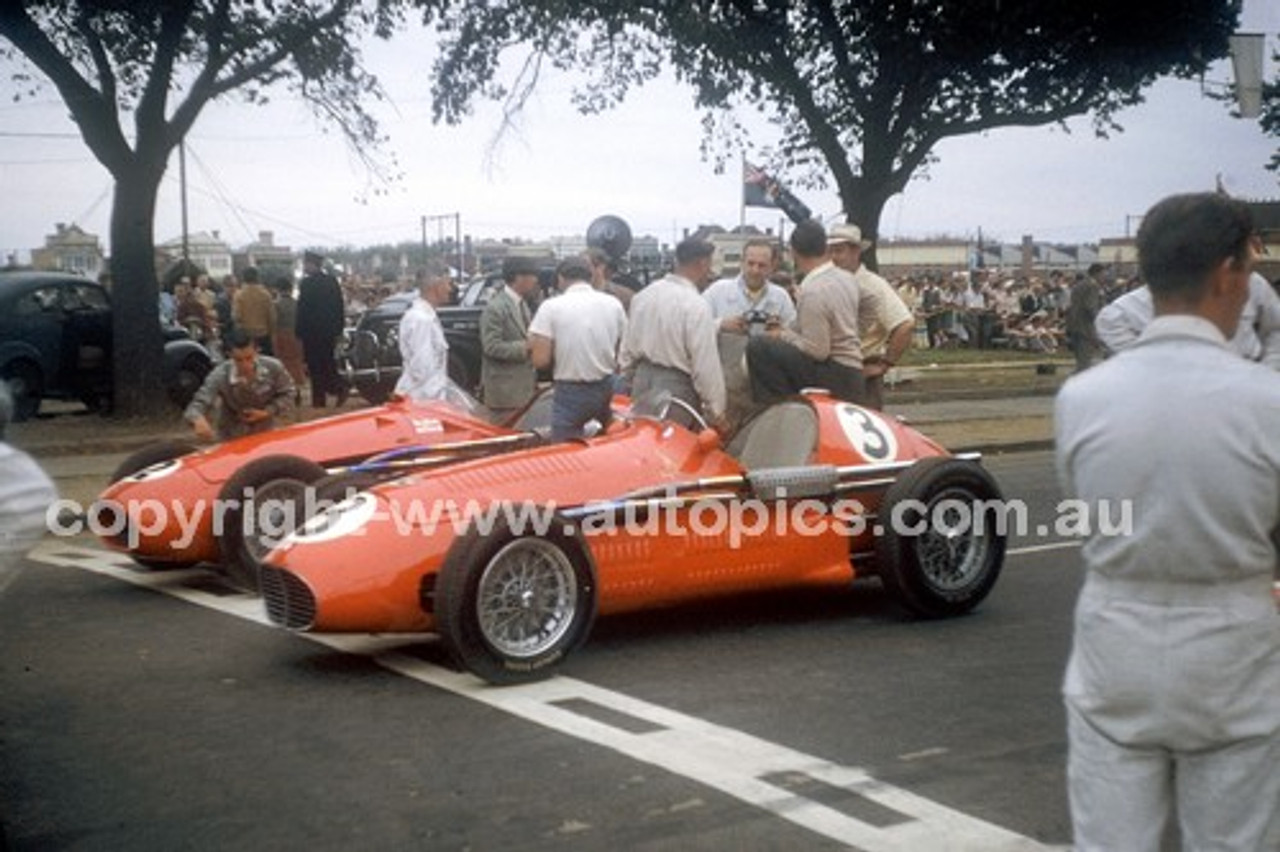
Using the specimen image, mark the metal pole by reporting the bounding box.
[454,213,462,276]
[421,215,427,264]
[179,142,190,265]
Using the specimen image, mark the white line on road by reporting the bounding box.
[29,542,1064,851]
[1006,540,1081,557]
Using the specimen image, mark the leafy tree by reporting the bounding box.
[0,0,406,417]
[1260,51,1280,173]
[424,0,1240,264]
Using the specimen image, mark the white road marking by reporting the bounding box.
[1007,540,1081,557]
[29,542,1064,851]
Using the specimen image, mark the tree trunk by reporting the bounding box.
[108,161,169,419]
[839,179,890,274]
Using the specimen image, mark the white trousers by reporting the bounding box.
[1067,703,1280,851]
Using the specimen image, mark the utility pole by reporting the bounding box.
[179,142,190,266]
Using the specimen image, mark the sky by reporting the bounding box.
[0,2,1277,264]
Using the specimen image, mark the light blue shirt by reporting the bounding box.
[702,276,796,329]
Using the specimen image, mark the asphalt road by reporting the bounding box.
[1,451,1082,851]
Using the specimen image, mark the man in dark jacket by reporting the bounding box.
[295,251,346,407]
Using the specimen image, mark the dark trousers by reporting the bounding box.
[302,336,341,406]
[630,361,701,427]
[551,378,614,442]
[746,336,865,406]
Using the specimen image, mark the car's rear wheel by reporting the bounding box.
[436,512,596,684]
[2,360,43,422]
[217,455,327,592]
[874,457,1006,618]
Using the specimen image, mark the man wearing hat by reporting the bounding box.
[295,250,347,408]
[480,256,540,419]
[746,220,865,405]
[828,222,914,410]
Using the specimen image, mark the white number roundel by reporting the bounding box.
[835,404,898,462]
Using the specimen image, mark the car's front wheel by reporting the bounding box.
[107,439,203,572]
[169,355,210,408]
[436,513,596,684]
[2,360,43,422]
[874,457,1007,618]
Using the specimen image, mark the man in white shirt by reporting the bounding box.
[620,238,726,430]
[1095,271,1280,370]
[529,256,627,441]
[827,223,914,410]
[394,265,452,402]
[1055,192,1280,852]
[702,238,796,335]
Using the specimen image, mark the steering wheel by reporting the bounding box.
[655,396,709,432]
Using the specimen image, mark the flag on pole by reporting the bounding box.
[743,161,813,224]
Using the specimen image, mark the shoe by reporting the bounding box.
[335,385,350,407]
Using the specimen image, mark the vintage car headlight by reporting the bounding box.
[289,491,379,543]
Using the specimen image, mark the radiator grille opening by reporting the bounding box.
[260,567,317,630]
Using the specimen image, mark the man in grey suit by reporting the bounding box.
[480,256,540,419]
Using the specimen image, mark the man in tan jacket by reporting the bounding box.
[233,266,277,355]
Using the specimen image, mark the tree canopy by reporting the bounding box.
[425,0,1242,257]
[0,0,406,417]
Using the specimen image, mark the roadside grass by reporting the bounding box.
[900,346,1071,366]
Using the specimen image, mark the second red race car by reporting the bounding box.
[93,391,548,589]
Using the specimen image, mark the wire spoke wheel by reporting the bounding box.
[875,457,1007,618]
[914,487,993,593]
[476,538,579,659]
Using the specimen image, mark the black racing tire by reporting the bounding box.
[2,360,43,422]
[874,457,1007,618]
[217,454,327,592]
[109,440,200,483]
[436,509,597,684]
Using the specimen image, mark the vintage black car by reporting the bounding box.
[0,271,213,420]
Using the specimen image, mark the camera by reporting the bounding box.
[744,309,773,336]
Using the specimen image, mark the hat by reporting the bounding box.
[827,223,872,250]
[502,255,540,278]
[303,250,324,265]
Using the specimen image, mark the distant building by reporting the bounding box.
[238,230,293,279]
[30,223,104,278]
[158,230,233,279]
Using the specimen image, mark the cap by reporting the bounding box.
[303,250,324,265]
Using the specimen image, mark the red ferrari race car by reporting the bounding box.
[93,392,546,588]
[259,391,1008,684]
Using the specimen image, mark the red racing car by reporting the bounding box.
[94,393,546,588]
[260,391,1008,684]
